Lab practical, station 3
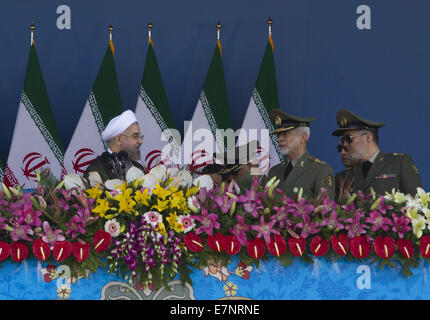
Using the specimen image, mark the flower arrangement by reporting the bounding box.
[184,176,430,278]
[0,164,430,290]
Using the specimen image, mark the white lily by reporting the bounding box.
[166,167,179,178]
[412,215,426,238]
[104,179,125,191]
[64,174,85,190]
[149,164,167,182]
[193,175,213,191]
[125,166,146,184]
[177,169,193,187]
[141,173,158,191]
[88,171,103,188]
[416,187,430,208]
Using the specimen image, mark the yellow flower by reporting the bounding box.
[166,212,184,233]
[156,222,167,236]
[152,184,171,200]
[115,188,137,214]
[92,198,111,218]
[151,198,170,212]
[186,186,199,198]
[134,188,151,206]
[85,184,102,200]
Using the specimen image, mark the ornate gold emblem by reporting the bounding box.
[412,164,419,175]
[340,116,348,128]
[275,116,282,126]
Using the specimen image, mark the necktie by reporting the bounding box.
[362,160,372,178]
[284,161,293,180]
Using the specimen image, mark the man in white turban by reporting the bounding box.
[84,109,146,180]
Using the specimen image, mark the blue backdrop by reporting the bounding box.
[0,0,429,189]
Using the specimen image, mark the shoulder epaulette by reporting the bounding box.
[309,156,326,165]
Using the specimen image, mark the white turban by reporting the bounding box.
[101,109,138,142]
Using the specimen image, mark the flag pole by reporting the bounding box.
[30,22,35,46]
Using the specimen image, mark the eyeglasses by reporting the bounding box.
[340,132,367,145]
[337,144,348,152]
[120,133,144,141]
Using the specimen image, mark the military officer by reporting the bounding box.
[84,109,147,181]
[332,109,422,201]
[267,109,335,200]
[214,140,263,189]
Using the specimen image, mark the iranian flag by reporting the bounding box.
[5,40,66,189]
[63,39,123,175]
[182,29,234,171]
[0,158,5,185]
[135,30,181,170]
[238,25,285,174]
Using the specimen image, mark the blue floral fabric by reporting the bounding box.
[0,257,429,300]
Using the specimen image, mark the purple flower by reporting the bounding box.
[0,215,7,230]
[251,215,280,244]
[296,213,320,238]
[192,208,220,236]
[39,221,65,248]
[320,210,344,230]
[365,211,393,232]
[229,215,250,246]
[270,206,293,229]
[17,202,42,227]
[344,210,368,238]
[213,194,236,214]
[65,215,87,239]
[10,224,33,242]
[391,213,412,239]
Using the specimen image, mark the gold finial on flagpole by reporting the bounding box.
[108,24,113,40]
[148,20,153,46]
[216,21,221,39]
[30,22,35,45]
[268,17,272,35]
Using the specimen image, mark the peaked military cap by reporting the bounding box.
[332,109,385,136]
[214,140,259,175]
[270,109,316,134]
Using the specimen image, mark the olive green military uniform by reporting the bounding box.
[268,151,335,200]
[332,109,422,199]
[266,109,335,200]
[335,152,422,198]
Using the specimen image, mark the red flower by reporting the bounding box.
[184,232,204,253]
[330,234,349,256]
[310,236,329,257]
[10,242,28,263]
[0,241,11,261]
[43,264,57,282]
[267,235,287,257]
[72,241,91,263]
[246,238,266,260]
[235,261,251,279]
[288,237,306,257]
[53,241,72,262]
[373,236,395,259]
[350,236,371,259]
[419,235,430,258]
[207,233,226,253]
[93,230,111,252]
[397,238,414,259]
[32,238,51,261]
[224,235,241,255]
